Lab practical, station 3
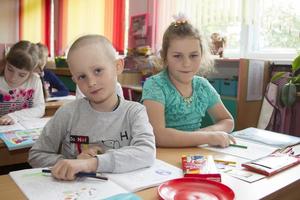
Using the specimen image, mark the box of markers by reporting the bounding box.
[181,154,221,182]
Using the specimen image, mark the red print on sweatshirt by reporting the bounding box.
[0,88,35,117]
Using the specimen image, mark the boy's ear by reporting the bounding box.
[115,59,124,75]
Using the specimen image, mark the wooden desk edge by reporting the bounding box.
[1,148,300,200]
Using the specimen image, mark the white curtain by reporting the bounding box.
[154,0,242,53]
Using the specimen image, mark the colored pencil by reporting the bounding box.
[42,169,108,180]
[229,144,248,149]
[214,159,237,165]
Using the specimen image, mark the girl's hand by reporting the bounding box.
[207,132,236,148]
[51,158,98,181]
[0,115,14,125]
[77,145,103,159]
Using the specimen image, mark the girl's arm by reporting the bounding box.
[143,100,235,148]
[44,70,69,97]
[8,75,45,122]
[199,102,234,133]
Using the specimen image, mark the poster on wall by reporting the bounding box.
[130,13,148,37]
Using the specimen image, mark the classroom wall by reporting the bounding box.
[0,0,18,43]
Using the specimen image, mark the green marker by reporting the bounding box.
[229,144,248,149]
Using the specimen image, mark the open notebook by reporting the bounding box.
[0,117,51,132]
[0,117,51,150]
[231,127,300,149]
[9,159,183,200]
[201,137,278,160]
[202,128,300,161]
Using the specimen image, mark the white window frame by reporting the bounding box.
[155,0,299,60]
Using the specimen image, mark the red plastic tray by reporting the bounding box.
[158,177,235,200]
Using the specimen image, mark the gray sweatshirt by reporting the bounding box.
[28,97,156,173]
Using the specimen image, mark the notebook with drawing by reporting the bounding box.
[9,159,183,200]
[0,128,43,150]
[0,117,51,150]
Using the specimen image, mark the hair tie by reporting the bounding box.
[172,13,188,27]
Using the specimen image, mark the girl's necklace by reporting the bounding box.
[183,96,193,105]
[176,87,193,105]
[169,75,193,105]
[177,88,193,105]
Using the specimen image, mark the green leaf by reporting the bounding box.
[292,54,300,74]
[281,83,297,107]
[291,74,300,84]
[271,72,285,82]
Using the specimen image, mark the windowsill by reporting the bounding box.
[244,53,295,61]
[223,49,297,61]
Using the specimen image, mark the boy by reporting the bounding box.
[29,35,156,180]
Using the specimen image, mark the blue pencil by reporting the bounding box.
[42,169,108,180]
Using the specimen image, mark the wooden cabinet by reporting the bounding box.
[118,70,143,101]
[117,70,142,86]
[204,58,270,130]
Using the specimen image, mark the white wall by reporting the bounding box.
[0,0,18,43]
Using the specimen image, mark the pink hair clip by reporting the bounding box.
[172,13,188,26]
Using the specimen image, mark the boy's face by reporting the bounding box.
[166,37,202,85]
[4,63,31,88]
[68,44,123,105]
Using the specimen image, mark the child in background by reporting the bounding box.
[29,35,155,181]
[142,16,235,148]
[0,41,45,125]
[35,43,69,97]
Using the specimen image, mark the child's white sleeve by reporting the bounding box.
[8,75,45,122]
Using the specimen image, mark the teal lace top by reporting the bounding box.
[141,70,221,131]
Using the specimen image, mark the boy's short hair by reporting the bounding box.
[67,35,118,62]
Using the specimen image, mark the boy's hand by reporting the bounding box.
[51,158,98,181]
[207,132,236,148]
[77,145,103,159]
[0,115,14,125]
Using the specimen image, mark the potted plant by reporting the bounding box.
[271,54,300,106]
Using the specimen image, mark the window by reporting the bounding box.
[155,0,299,59]
[249,0,300,58]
